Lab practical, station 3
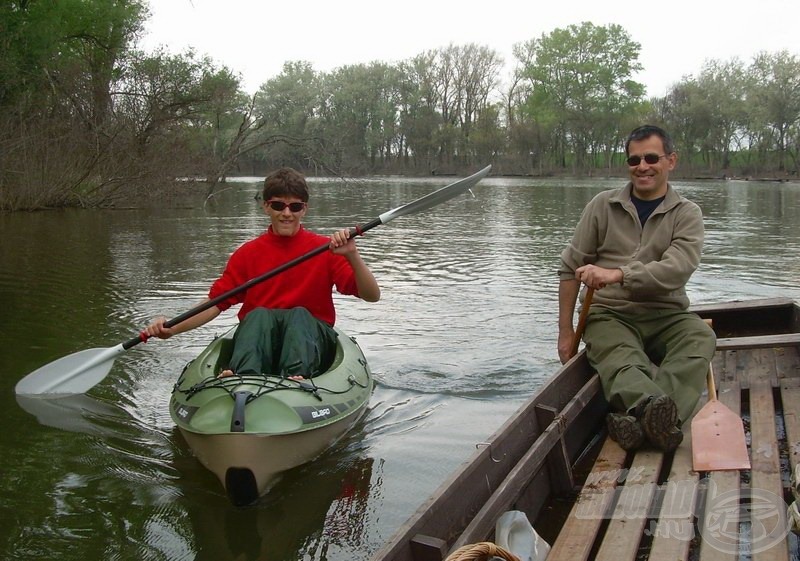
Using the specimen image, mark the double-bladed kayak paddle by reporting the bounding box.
[15,165,492,398]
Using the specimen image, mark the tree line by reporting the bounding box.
[1,0,799,210]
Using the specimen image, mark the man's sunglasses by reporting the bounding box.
[265,200,307,212]
[626,153,668,167]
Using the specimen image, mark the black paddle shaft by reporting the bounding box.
[121,218,382,351]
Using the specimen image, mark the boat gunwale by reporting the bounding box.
[369,296,800,561]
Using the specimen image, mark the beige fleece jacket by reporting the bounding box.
[558,182,705,313]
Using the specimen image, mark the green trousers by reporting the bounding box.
[583,307,716,423]
[229,307,338,378]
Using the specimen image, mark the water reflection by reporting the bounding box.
[15,394,124,436]
[184,456,377,561]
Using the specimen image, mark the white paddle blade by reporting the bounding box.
[378,165,491,224]
[15,345,126,397]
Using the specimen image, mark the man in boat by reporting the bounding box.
[556,124,716,452]
[144,167,381,379]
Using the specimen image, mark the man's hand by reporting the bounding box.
[557,327,576,364]
[575,264,623,290]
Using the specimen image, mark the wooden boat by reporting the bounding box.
[371,297,800,561]
[170,326,373,506]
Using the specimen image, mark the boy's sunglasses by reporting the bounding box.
[626,153,668,167]
[266,200,307,212]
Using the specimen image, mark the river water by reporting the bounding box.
[1,175,799,560]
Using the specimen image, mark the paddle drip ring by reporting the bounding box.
[444,542,520,561]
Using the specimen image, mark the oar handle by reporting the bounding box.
[122,219,386,351]
[707,364,718,402]
[702,319,717,402]
[570,287,595,358]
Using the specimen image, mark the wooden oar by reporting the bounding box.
[691,362,751,471]
[15,165,492,398]
[570,287,595,358]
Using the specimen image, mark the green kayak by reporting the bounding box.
[170,325,373,505]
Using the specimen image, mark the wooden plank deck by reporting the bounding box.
[546,437,628,561]
[544,340,800,561]
[749,349,790,561]
[648,418,698,560]
[594,448,663,561]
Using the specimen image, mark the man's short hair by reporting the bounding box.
[625,125,675,156]
[262,167,309,202]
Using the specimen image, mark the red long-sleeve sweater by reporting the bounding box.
[208,226,359,325]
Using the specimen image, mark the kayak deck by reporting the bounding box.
[171,326,373,505]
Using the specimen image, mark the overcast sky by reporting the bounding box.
[140,0,800,98]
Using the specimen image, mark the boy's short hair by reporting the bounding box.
[262,167,309,202]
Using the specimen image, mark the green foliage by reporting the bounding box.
[1,5,799,210]
[256,61,319,136]
[651,51,800,175]
[747,51,800,171]
[0,0,153,210]
[0,0,147,113]
[513,22,646,172]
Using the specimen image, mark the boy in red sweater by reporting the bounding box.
[145,167,380,378]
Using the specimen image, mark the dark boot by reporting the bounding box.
[606,413,645,451]
[641,395,683,452]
